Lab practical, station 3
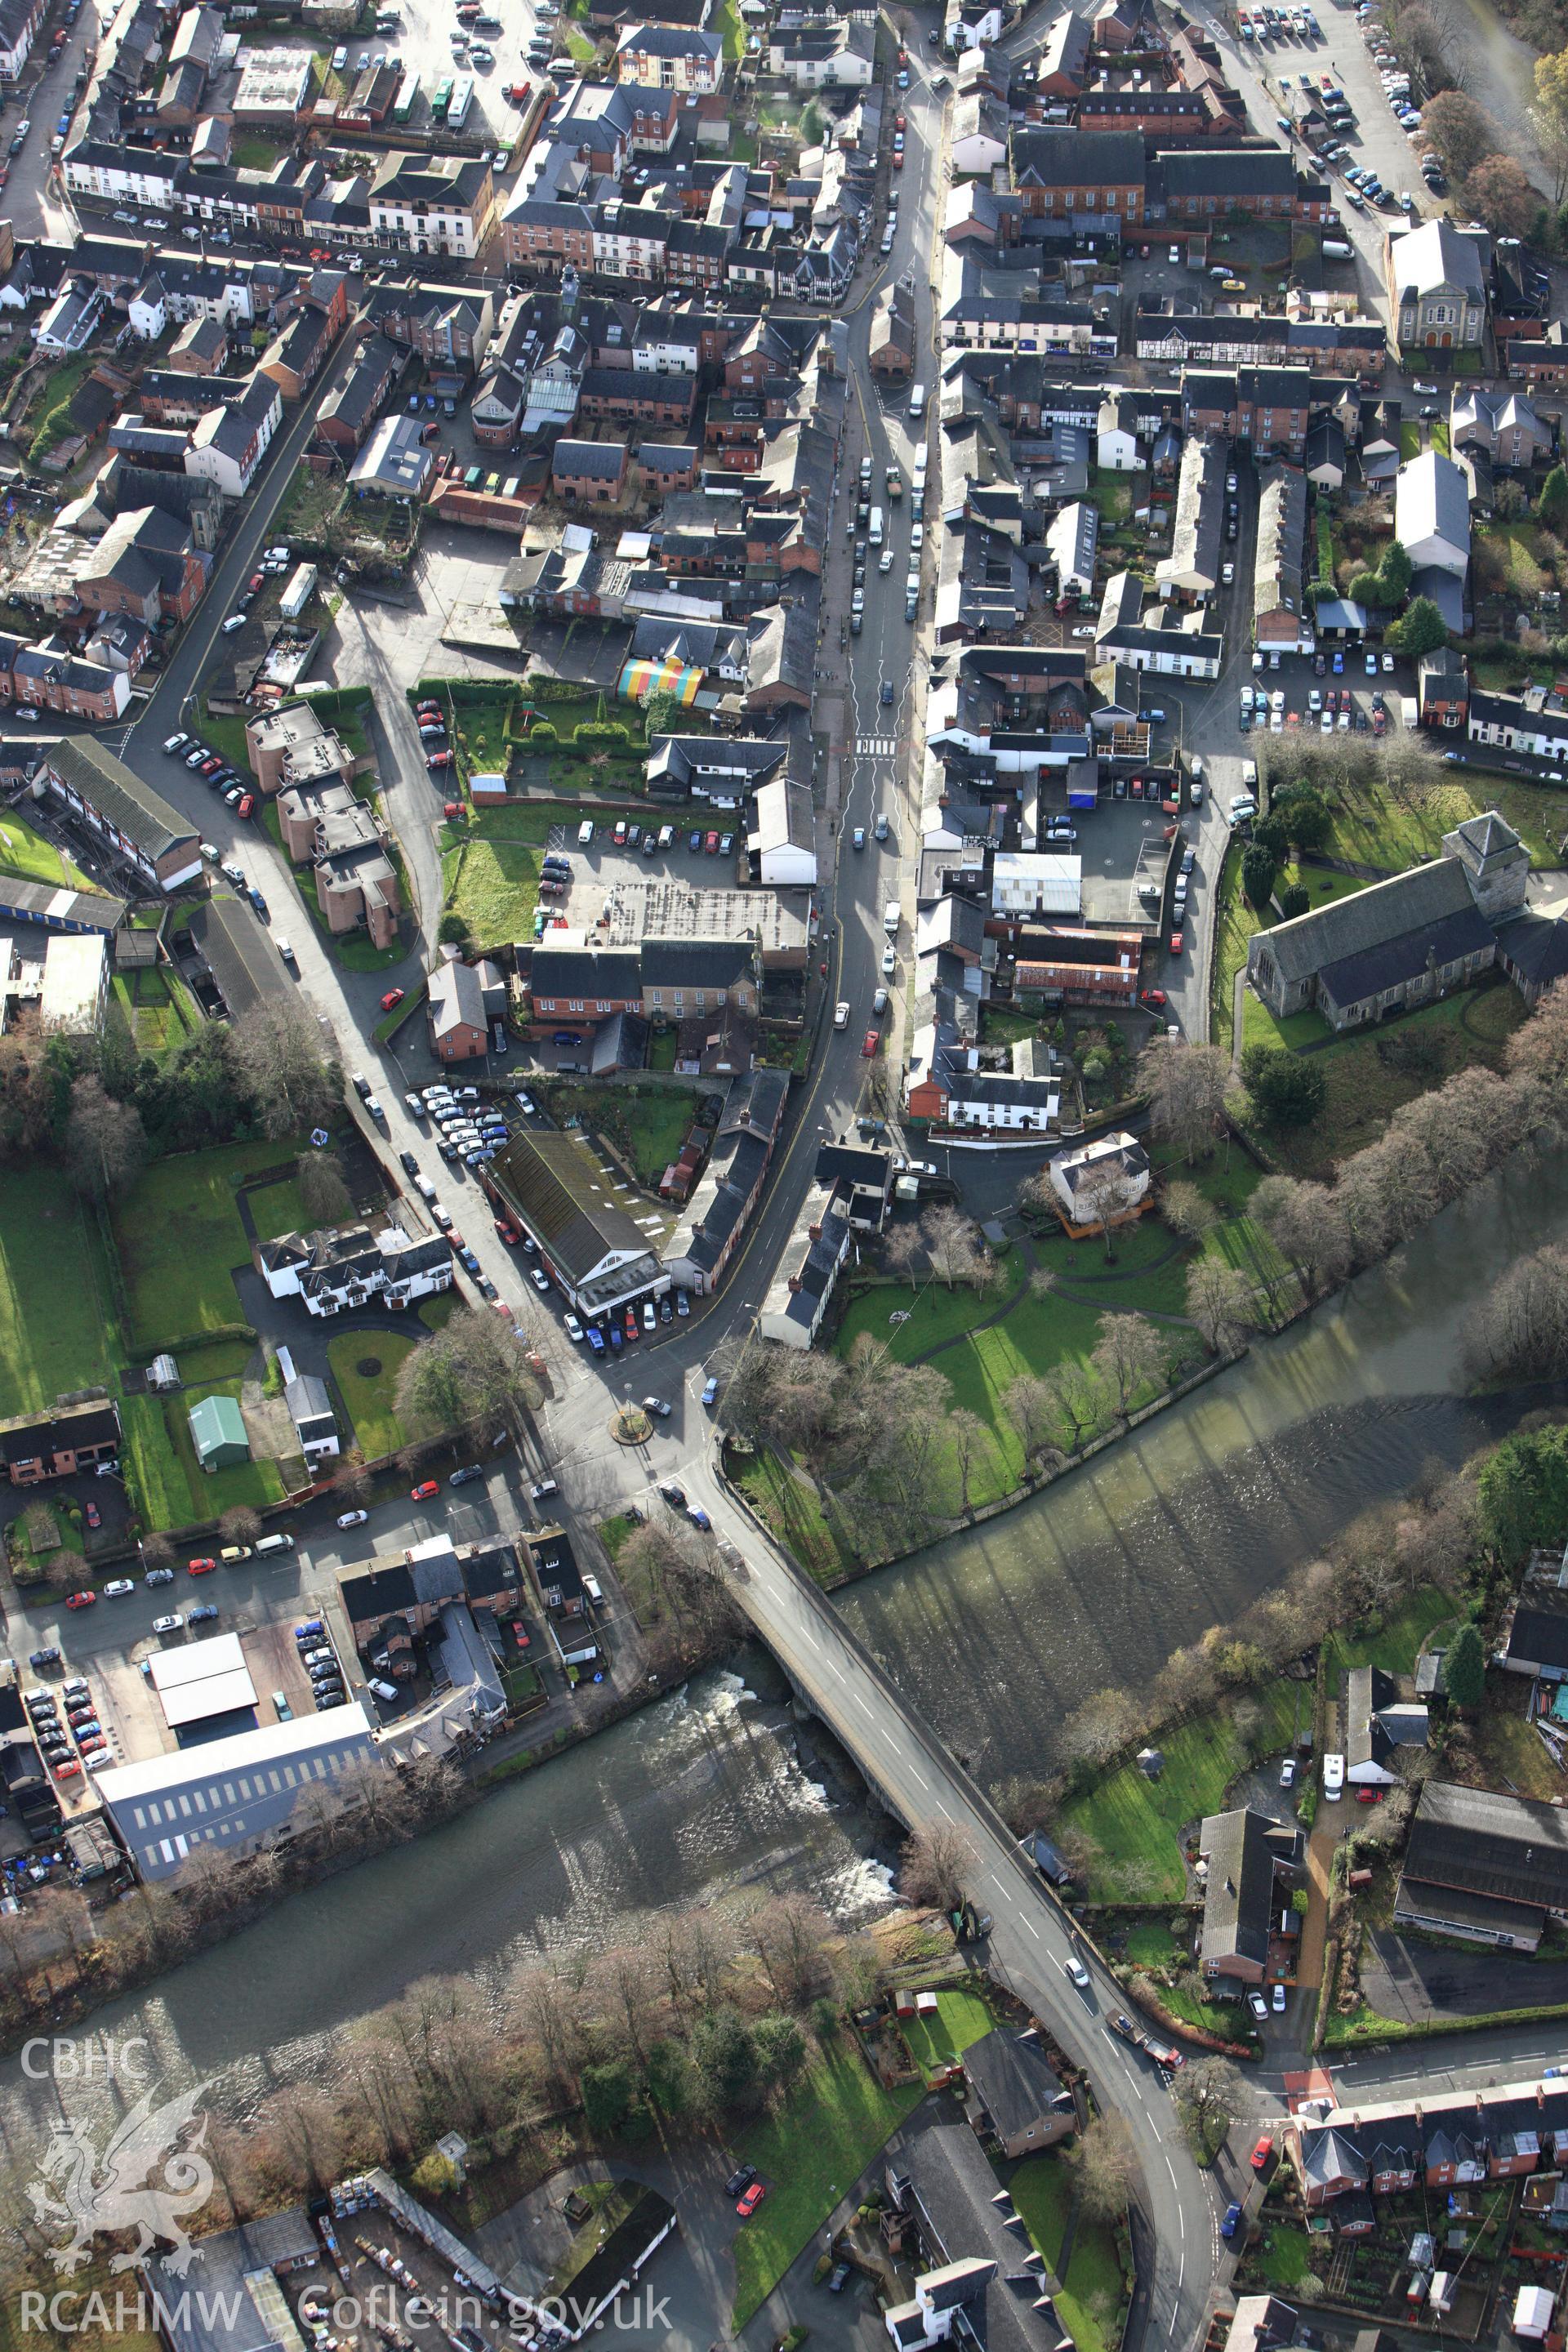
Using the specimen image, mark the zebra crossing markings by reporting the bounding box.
[854,736,898,757]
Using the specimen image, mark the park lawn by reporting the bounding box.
[728,2037,924,2328]
[1261,982,1525,1179]
[248,1175,313,1243]
[1004,2152,1126,2352]
[731,1447,850,1585]
[900,1986,996,2079]
[0,1173,118,1419]
[1316,775,1492,875]
[0,808,92,890]
[1059,1681,1307,1901]
[113,1138,296,1354]
[1280,862,1367,911]
[835,1252,1030,1366]
[327,1332,416,1459]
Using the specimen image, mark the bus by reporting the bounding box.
[392,69,419,121]
[447,73,474,127]
[431,74,454,118]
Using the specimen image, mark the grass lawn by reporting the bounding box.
[1322,1588,1453,1681]
[0,808,91,890]
[1472,520,1552,604]
[0,1173,118,1419]
[110,967,197,1058]
[598,1511,639,1560]
[728,2036,924,2328]
[27,351,99,460]
[230,131,283,168]
[440,802,581,944]
[730,1448,851,1584]
[1060,1682,1307,1900]
[120,1383,285,1532]
[1004,2152,1127,2352]
[1240,987,1332,1054]
[900,1986,996,2079]
[1258,983,1526,1180]
[1246,2225,1316,2289]
[539,1081,695,1189]
[113,1139,297,1354]
[248,1174,312,1243]
[327,1332,416,1459]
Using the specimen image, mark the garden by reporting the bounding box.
[1004,2147,1129,2352]
[0,1170,118,1420]
[326,1331,416,1461]
[0,808,92,892]
[412,679,650,800]
[110,1138,299,1356]
[539,1079,697,1190]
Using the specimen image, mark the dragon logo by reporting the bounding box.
[27,2078,214,2276]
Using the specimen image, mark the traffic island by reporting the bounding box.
[611,1405,652,1446]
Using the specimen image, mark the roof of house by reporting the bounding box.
[1402,1780,1568,1913]
[428,957,488,1040]
[1199,1806,1281,1969]
[960,2029,1066,2142]
[894,2123,1076,2352]
[1345,1663,1398,1771]
[1396,447,1471,561]
[1388,216,1486,301]
[1503,1603,1568,1672]
[1159,145,1296,199]
[1009,125,1147,188]
[1496,912,1568,991]
[0,1398,120,1467]
[553,438,627,480]
[186,894,279,1018]
[490,1126,653,1283]
[42,737,196,866]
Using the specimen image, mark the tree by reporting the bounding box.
[1463,153,1539,236]
[900,1823,974,1911]
[1535,47,1568,200]
[1172,2055,1244,2164]
[1162,1180,1218,1247]
[1241,1045,1327,1129]
[65,1074,146,1201]
[1387,595,1450,660]
[1420,88,1503,178]
[948,1406,996,1516]
[296,1148,351,1227]
[1468,1241,1568,1383]
[581,2059,635,2137]
[1252,814,1290,867]
[642,2038,696,2119]
[437,911,471,947]
[691,2004,759,2113]
[753,2013,808,2097]
[1252,1174,1351,1297]
[1279,884,1311,920]
[394,1305,542,1437]
[1067,2115,1136,2221]
[1186,1258,1256,1355]
[1241,843,1278,909]
[1540,463,1568,533]
[1441,1620,1486,1709]
[922,1205,987,1290]
[1138,1037,1232,1166]
[220,1505,262,1547]
[1045,1357,1107,1452]
[1076,1160,1136,1260]
[1379,539,1414,603]
[230,998,341,1138]
[1090,1312,1166,1416]
[1004,1373,1058,1477]
[1272,786,1332,853]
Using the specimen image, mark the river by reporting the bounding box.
[2,1150,1566,2183]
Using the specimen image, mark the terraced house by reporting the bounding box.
[369,156,496,264]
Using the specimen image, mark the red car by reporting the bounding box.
[1139,988,1168,1009]
[512,1619,532,1648]
[248,571,264,593]
[705,830,720,853]
[416,703,443,719]
[84,1499,101,1529]
[613,820,628,845]
[380,988,406,1013]
[493,1300,514,1319]
[895,110,906,130]
[188,1557,216,1575]
[494,1219,519,1244]
[737,2181,768,2218]
[65,1590,96,1610]
[1250,2135,1273,2172]
[893,148,904,167]
[1356,1787,1385,1804]
[411,1479,440,1502]
[862,1029,879,1058]
[236,795,255,821]
[443,801,465,820]
[1169,930,1184,956]
[428,752,452,770]
[53,1758,82,1780]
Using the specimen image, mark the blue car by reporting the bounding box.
[686,1505,712,1530]
[608,1322,623,1351]
[1331,651,1344,673]
[688,829,703,852]
[294,1620,323,1640]
[189,1605,220,1624]
[586,1325,606,1356]
[459,1248,480,1273]
[248,888,269,917]
[1221,2203,1243,2241]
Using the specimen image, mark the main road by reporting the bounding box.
[89,45,1229,2348]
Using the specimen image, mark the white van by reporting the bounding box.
[577,818,595,846]
[368,1678,399,1704]
[883,901,900,936]
[254,1532,295,1557]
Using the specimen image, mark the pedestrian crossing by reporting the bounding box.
[854,735,899,758]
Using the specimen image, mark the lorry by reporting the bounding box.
[278,562,317,621]
[907,381,927,420]
[1108,2011,1184,2069]
[867,505,884,546]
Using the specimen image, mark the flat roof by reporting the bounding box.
[149,1631,258,1730]
[95,1701,372,1804]
[149,1630,245,1690]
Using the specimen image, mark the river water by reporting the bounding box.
[2,1151,1567,2175]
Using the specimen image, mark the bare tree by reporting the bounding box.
[1004,1373,1060,1477]
[1163,1179,1218,1246]
[1138,1038,1232,1165]
[1075,1162,1135,1261]
[220,1505,263,1547]
[922,1204,987,1290]
[231,997,342,1138]
[1251,1174,1351,1297]
[65,1074,146,1201]
[1061,1685,1143,1766]
[1067,2114,1137,2221]
[1508,977,1568,1089]
[1467,1241,1568,1383]
[883,1220,927,1294]
[394,1305,542,1436]
[296,1148,353,1227]
[947,1406,997,1516]
[1185,1258,1257,1356]
[1090,1312,1166,1417]
[1172,2054,1244,2164]
[1044,1356,1107,1452]
[899,1822,974,1910]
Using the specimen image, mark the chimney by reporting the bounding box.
[808,1222,822,1241]
[787,1276,800,1292]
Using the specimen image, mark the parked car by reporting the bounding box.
[736,2180,767,2216]
[410,1480,440,1502]
[1221,2203,1244,2239]
[337,1508,370,1528]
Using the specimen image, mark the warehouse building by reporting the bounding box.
[95,1705,377,1880]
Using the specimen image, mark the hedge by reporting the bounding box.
[139,1323,258,1357]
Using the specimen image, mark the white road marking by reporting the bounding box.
[854,735,899,757]
[908,1765,930,1792]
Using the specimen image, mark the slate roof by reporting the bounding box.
[1199,1806,1279,1970]
[1503,1603,1568,1672]
[341,1561,417,1619]
[1496,913,1568,992]
[894,2123,1071,2352]
[42,738,196,866]
[1160,146,1296,201]
[532,945,643,998]
[1396,448,1471,565]
[1345,1664,1397,1772]
[1388,216,1486,301]
[1401,1780,1568,1913]
[0,1399,120,1467]
[1318,900,1493,1013]
[961,2029,1066,2143]
[1009,125,1146,188]
[1254,855,1479,987]
[489,1127,652,1283]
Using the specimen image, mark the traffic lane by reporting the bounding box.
[0,12,95,242]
